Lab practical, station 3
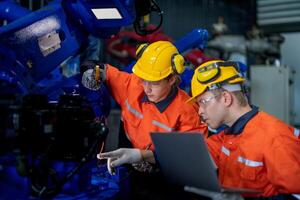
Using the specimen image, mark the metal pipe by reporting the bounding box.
[174,29,209,52]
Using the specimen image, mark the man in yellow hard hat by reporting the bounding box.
[81,41,207,199]
[188,60,300,199]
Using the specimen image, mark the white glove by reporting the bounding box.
[97,148,142,175]
[81,68,101,90]
[184,186,244,200]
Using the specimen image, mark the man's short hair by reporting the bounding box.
[211,88,248,107]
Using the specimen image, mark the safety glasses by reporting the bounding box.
[197,93,221,107]
[140,78,169,90]
[197,61,238,84]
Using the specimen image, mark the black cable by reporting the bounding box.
[134,0,163,36]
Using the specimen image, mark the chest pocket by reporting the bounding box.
[123,99,143,127]
[238,156,264,181]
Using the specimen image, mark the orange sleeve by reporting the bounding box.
[105,64,134,105]
[205,133,223,168]
[177,103,208,135]
[264,127,300,194]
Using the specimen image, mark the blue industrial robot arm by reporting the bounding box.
[0,0,138,118]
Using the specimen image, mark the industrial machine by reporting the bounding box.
[0,0,138,199]
[250,65,295,124]
[0,0,209,199]
[206,33,284,68]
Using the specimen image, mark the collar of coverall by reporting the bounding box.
[141,86,178,113]
[223,105,259,135]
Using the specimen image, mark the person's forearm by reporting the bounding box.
[140,150,156,164]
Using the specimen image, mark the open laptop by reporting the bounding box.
[150,132,261,194]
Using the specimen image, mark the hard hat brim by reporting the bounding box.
[186,86,206,103]
[132,62,171,81]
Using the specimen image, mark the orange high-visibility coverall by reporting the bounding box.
[105,65,207,151]
[207,111,300,197]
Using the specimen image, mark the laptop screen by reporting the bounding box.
[151,132,221,192]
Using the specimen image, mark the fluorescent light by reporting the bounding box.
[91,8,122,19]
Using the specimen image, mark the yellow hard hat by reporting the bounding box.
[187,60,245,102]
[132,41,185,81]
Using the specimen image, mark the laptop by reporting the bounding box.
[150,132,261,194]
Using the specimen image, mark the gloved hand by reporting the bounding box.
[97,148,142,175]
[184,186,244,200]
[80,60,105,90]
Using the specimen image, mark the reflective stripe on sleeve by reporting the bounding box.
[294,128,300,138]
[125,99,143,119]
[221,146,230,156]
[238,156,264,167]
[152,120,173,132]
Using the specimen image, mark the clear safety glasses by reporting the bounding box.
[197,93,221,107]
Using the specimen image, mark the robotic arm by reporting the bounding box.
[0,0,136,92]
[0,0,142,121]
